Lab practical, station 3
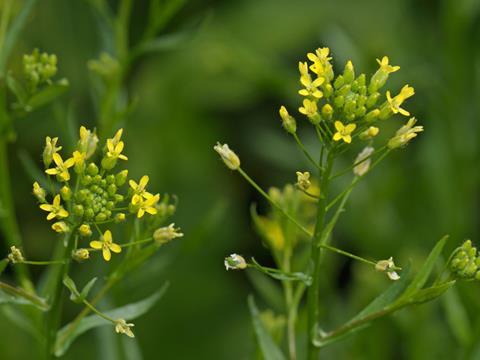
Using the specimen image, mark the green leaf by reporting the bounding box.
[247,295,286,360]
[80,277,98,301]
[399,235,449,301]
[26,79,69,111]
[63,275,81,303]
[0,286,48,310]
[408,281,455,304]
[0,0,39,74]
[246,269,285,313]
[6,74,27,104]
[442,286,472,346]
[54,282,169,357]
[351,264,411,322]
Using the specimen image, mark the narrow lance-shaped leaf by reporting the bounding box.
[247,295,286,360]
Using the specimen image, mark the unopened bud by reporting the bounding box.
[214,142,240,170]
[279,106,296,134]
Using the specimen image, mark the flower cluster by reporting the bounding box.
[34,126,174,262]
[449,240,480,280]
[279,48,423,149]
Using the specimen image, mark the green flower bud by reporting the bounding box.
[333,75,344,89]
[333,96,344,108]
[366,93,380,108]
[365,109,380,122]
[73,204,84,217]
[321,104,333,121]
[87,163,99,176]
[95,212,107,222]
[106,175,115,184]
[343,60,355,83]
[84,208,94,220]
[114,213,126,223]
[116,170,129,187]
[60,186,71,201]
[323,83,333,97]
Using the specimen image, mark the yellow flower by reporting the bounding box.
[213,143,241,170]
[375,257,401,281]
[111,128,124,147]
[7,246,24,264]
[90,230,121,262]
[72,248,90,262]
[43,136,62,167]
[359,126,379,140]
[307,47,333,78]
[388,117,424,149]
[72,151,86,172]
[33,182,46,202]
[78,126,98,159]
[279,106,296,134]
[115,319,135,338]
[52,221,69,233]
[79,224,92,237]
[296,171,311,191]
[224,253,247,270]
[132,193,160,218]
[153,223,184,245]
[129,175,153,204]
[333,121,356,143]
[106,139,128,161]
[39,195,69,220]
[376,56,400,74]
[386,85,415,116]
[45,153,75,181]
[299,99,318,118]
[298,62,324,98]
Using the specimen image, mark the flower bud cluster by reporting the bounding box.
[23,48,57,91]
[449,240,480,280]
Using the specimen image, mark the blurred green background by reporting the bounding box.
[0,0,479,358]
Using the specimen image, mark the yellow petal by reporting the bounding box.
[103,247,111,261]
[40,204,53,211]
[64,157,75,168]
[333,133,342,141]
[90,241,103,249]
[47,213,56,220]
[345,124,357,133]
[52,153,63,166]
[343,135,352,144]
[109,243,122,253]
[334,121,344,132]
[399,108,410,116]
[129,180,138,190]
[137,209,145,218]
[103,230,112,243]
[58,209,69,218]
[53,195,61,206]
[145,207,157,215]
[119,154,128,161]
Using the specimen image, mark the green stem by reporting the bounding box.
[82,299,116,323]
[282,247,297,360]
[307,152,334,359]
[238,168,312,237]
[21,260,65,265]
[0,281,48,310]
[293,133,322,171]
[318,244,376,267]
[44,231,77,359]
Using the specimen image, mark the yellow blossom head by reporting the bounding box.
[333,121,356,144]
[90,230,121,262]
[376,56,400,74]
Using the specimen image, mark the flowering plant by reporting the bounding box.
[216,47,472,359]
